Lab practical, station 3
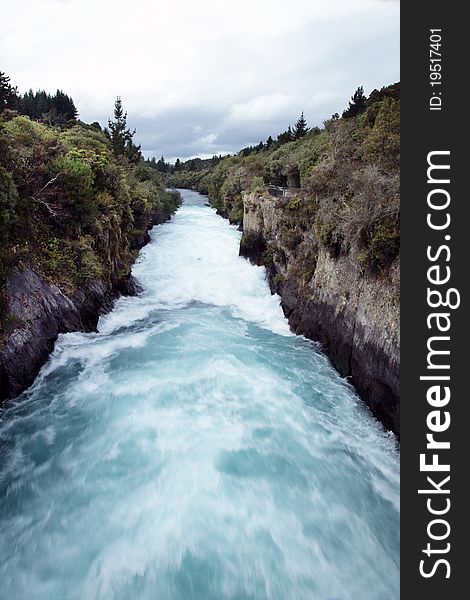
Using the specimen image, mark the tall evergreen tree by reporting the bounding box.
[174,158,181,171]
[107,97,128,156]
[0,72,10,108]
[342,86,367,118]
[20,90,35,117]
[293,111,309,139]
[0,71,18,110]
[156,156,168,173]
[277,125,293,145]
[52,90,78,120]
[107,97,141,163]
[35,90,50,118]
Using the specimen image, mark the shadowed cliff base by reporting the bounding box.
[239,196,399,437]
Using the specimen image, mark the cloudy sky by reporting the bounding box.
[1,0,399,162]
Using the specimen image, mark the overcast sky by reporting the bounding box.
[1,0,399,162]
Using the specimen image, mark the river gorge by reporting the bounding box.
[0,189,399,599]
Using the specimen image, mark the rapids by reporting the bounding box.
[0,189,399,599]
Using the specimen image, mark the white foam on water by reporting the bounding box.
[0,189,399,600]
[99,197,291,337]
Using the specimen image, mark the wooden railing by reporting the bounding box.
[267,185,300,199]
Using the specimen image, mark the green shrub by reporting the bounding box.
[41,237,63,274]
[287,196,301,211]
[60,125,111,156]
[362,98,400,168]
[2,115,57,148]
[49,153,96,226]
[1,116,61,197]
[75,236,105,284]
[0,166,18,240]
[250,176,267,195]
[368,219,400,271]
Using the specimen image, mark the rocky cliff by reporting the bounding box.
[0,111,183,403]
[240,192,400,436]
[0,218,161,402]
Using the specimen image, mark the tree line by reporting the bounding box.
[1,71,78,124]
[155,86,370,172]
[153,110,312,174]
[1,69,143,165]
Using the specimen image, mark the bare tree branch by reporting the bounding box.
[32,171,65,199]
[30,172,66,218]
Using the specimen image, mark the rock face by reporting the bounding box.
[1,225,152,403]
[0,270,111,399]
[240,193,400,436]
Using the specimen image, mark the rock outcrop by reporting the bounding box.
[0,270,109,399]
[240,192,400,436]
[1,223,155,402]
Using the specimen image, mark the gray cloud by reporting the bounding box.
[1,0,399,162]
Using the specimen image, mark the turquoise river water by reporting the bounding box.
[0,189,399,599]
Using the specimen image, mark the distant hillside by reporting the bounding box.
[166,83,399,276]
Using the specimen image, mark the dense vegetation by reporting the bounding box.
[1,75,399,343]
[166,83,400,275]
[0,72,180,342]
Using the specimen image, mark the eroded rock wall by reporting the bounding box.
[240,192,400,435]
[1,219,155,402]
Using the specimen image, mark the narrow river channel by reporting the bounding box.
[0,189,399,599]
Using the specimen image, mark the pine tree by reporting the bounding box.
[35,90,50,118]
[0,72,10,107]
[156,156,168,173]
[107,97,127,156]
[293,111,308,139]
[0,75,78,122]
[107,97,141,163]
[342,86,367,118]
[20,90,35,117]
[52,90,78,120]
[277,125,293,145]
[265,135,274,149]
[0,71,18,110]
[174,158,181,171]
